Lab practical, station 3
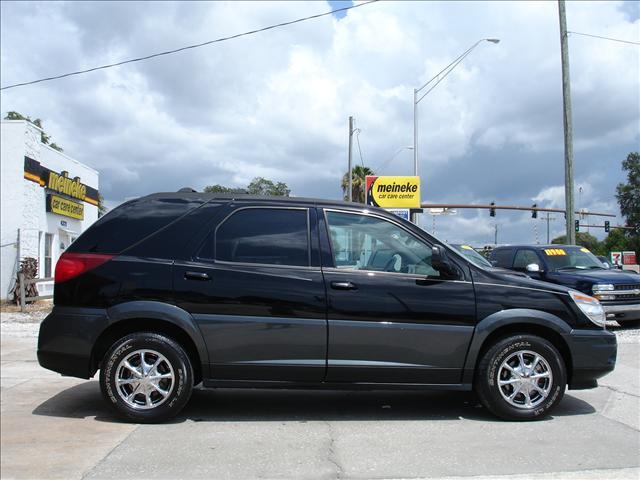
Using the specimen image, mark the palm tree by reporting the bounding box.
[341,165,375,203]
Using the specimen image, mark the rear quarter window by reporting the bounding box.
[69,197,205,254]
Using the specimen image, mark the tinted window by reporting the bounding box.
[215,208,309,266]
[326,211,439,276]
[490,248,513,268]
[69,197,204,254]
[513,249,540,269]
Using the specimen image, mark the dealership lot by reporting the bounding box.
[1,318,639,480]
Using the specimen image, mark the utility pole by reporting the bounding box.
[412,89,418,224]
[558,0,576,245]
[348,116,354,202]
[494,224,498,245]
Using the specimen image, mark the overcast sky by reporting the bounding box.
[1,1,638,245]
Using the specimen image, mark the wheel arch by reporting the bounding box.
[463,309,573,385]
[91,301,208,384]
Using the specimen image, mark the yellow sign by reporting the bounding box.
[580,247,590,253]
[47,171,87,201]
[47,194,84,220]
[544,248,566,256]
[365,176,421,208]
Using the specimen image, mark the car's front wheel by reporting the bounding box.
[475,334,566,421]
[99,332,193,423]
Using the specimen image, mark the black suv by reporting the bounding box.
[490,245,640,327]
[38,193,617,422]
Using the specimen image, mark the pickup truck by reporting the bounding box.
[490,244,640,327]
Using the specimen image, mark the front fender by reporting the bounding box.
[462,308,572,384]
[106,301,209,366]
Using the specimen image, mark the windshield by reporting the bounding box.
[543,246,605,271]
[451,244,493,268]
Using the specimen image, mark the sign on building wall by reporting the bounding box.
[611,251,622,266]
[622,251,637,265]
[23,156,99,206]
[365,176,421,209]
[46,194,84,220]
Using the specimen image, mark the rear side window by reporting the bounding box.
[490,248,513,268]
[214,208,309,266]
[69,197,204,254]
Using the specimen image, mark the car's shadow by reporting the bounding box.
[32,381,596,424]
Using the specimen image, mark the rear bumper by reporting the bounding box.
[37,307,109,379]
[603,303,640,322]
[564,328,617,389]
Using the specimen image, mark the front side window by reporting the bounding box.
[325,211,439,276]
[513,249,540,270]
[215,208,309,266]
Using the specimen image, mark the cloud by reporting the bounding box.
[1,0,637,246]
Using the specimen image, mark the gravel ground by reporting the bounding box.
[2,308,639,343]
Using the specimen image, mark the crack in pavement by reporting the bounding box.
[325,420,344,479]
[599,383,640,399]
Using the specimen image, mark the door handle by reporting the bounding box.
[330,281,357,290]
[184,271,211,281]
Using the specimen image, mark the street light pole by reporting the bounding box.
[412,38,499,223]
[348,116,354,202]
[413,88,418,178]
[558,0,576,245]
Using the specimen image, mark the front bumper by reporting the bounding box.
[564,328,617,390]
[603,303,640,322]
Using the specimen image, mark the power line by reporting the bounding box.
[1,0,379,91]
[568,31,640,46]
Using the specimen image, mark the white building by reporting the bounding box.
[1,120,100,301]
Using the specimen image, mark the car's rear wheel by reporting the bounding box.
[475,334,566,421]
[100,332,193,423]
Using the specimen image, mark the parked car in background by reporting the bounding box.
[596,255,612,269]
[38,194,616,422]
[450,244,528,277]
[490,245,640,327]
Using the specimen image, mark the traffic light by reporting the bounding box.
[490,202,496,217]
[575,220,580,233]
[604,221,610,233]
[531,204,537,219]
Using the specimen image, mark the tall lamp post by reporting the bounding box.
[412,38,500,223]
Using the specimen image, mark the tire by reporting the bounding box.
[475,334,566,421]
[99,332,193,423]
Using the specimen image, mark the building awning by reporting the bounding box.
[58,226,79,235]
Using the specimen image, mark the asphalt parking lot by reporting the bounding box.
[1,318,639,480]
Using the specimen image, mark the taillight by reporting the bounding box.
[54,253,114,283]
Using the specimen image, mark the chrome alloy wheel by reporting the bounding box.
[497,350,553,410]
[115,349,175,410]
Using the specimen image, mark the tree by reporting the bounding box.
[615,152,639,255]
[203,184,246,194]
[203,177,290,196]
[551,232,601,252]
[341,165,375,203]
[246,177,290,196]
[97,193,108,218]
[599,228,632,256]
[4,111,63,151]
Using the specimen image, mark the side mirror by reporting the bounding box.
[432,245,456,277]
[526,263,542,273]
